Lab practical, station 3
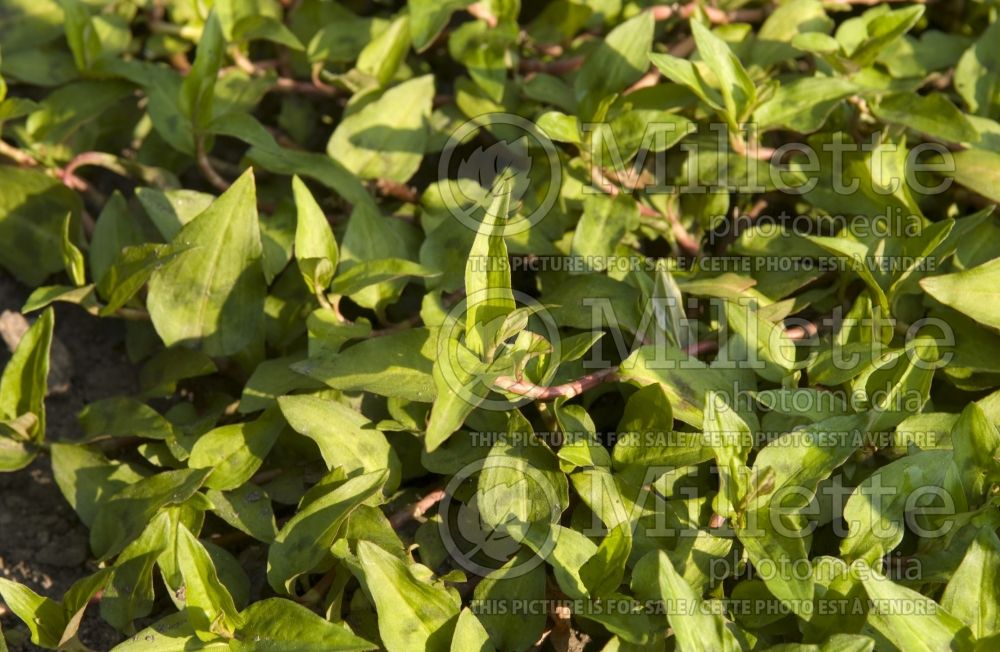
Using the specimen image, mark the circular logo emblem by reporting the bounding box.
[438,456,561,578]
[438,113,562,235]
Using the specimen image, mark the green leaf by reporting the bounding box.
[60,211,85,286]
[139,347,218,398]
[703,391,753,520]
[613,383,712,471]
[921,257,1000,331]
[293,328,436,402]
[21,284,98,315]
[0,578,67,648]
[871,92,978,143]
[216,0,287,44]
[618,344,754,428]
[327,75,434,182]
[691,20,757,124]
[649,52,724,115]
[101,513,170,632]
[338,201,415,312]
[841,450,966,564]
[239,355,324,413]
[450,608,495,652]
[754,76,857,133]
[0,570,109,649]
[180,11,225,130]
[232,598,376,651]
[0,418,37,471]
[0,166,82,286]
[89,190,143,286]
[109,612,228,651]
[306,5,378,63]
[938,527,1000,641]
[425,334,488,451]
[651,550,743,652]
[189,408,286,491]
[570,194,639,264]
[136,187,215,241]
[0,307,53,440]
[50,443,145,527]
[356,540,459,652]
[805,234,889,315]
[267,469,387,593]
[27,85,139,157]
[90,467,211,559]
[752,0,833,68]
[535,110,581,144]
[277,394,401,493]
[464,173,515,358]
[210,111,372,208]
[58,569,118,645]
[231,15,304,50]
[356,14,411,87]
[950,403,1000,504]
[146,168,266,357]
[943,149,1000,204]
[860,569,972,651]
[574,11,654,119]
[175,524,240,639]
[553,401,610,471]
[851,337,937,429]
[79,397,174,441]
[580,522,632,598]
[651,260,692,351]
[736,500,813,614]
[105,61,193,154]
[98,243,190,316]
[839,5,925,68]
[477,424,569,531]
[471,552,546,652]
[723,297,797,384]
[448,19,513,103]
[410,0,469,52]
[56,0,102,71]
[954,18,1000,117]
[206,484,278,543]
[327,258,437,297]
[750,413,873,507]
[292,175,339,293]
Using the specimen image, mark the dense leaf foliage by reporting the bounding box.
[2,0,1000,650]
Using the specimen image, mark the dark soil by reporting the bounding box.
[0,274,135,651]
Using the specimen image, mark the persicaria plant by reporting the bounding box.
[1,0,999,650]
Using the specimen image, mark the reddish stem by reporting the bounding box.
[593,167,701,256]
[467,2,498,27]
[650,3,767,23]
[389,489,447,529]
[375,179,420,204]
[685,339,719,357]
[520,56,585,75]
[493,366,618,401]
[785,322,819,340]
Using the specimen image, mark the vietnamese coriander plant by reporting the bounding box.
[2,0,1000,650]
